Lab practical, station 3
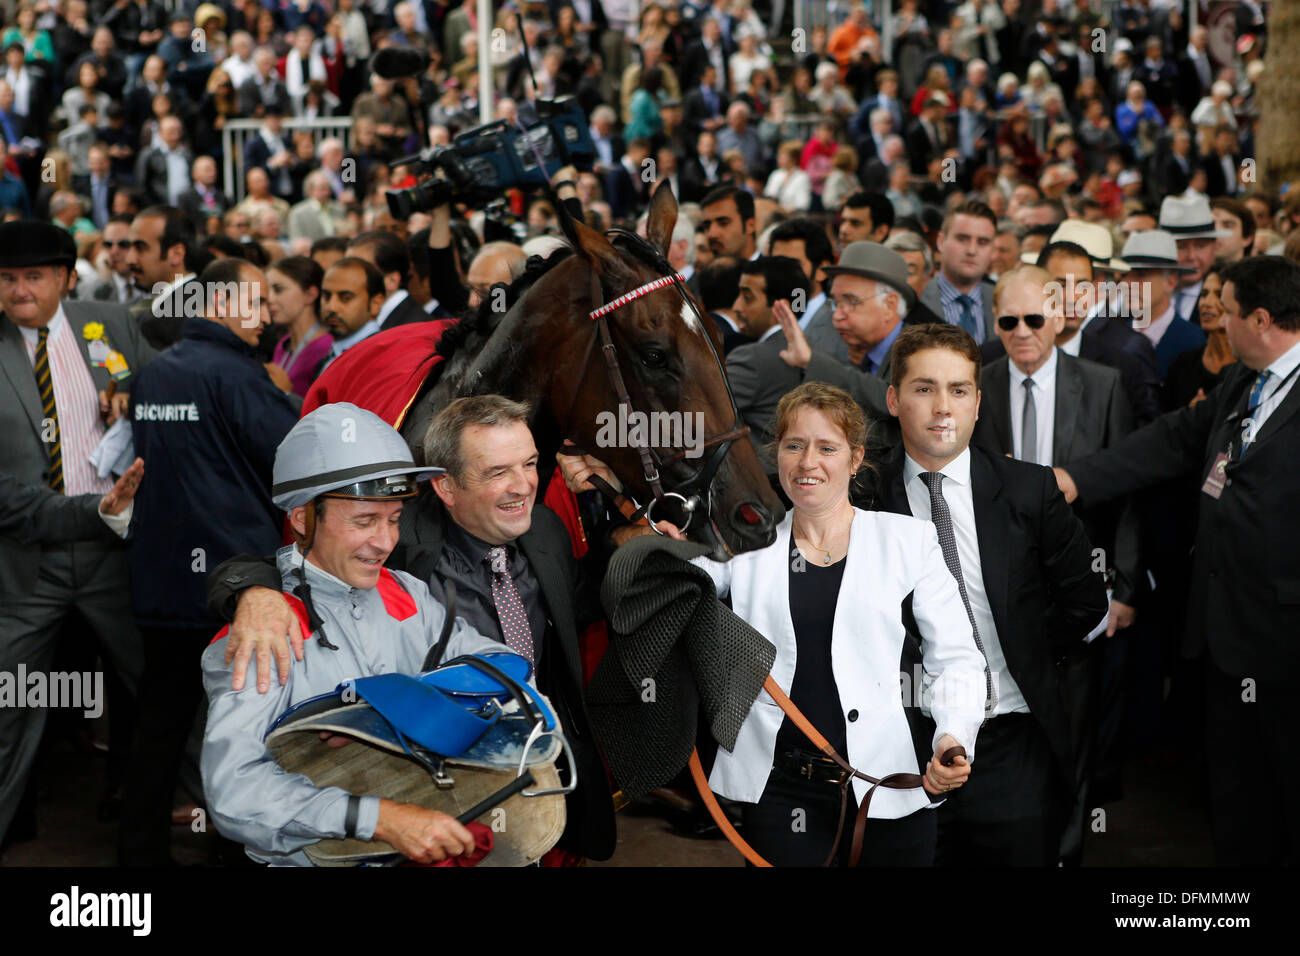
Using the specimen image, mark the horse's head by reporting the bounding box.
[547,182,784,559]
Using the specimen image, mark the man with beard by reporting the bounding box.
[316,256,385,375]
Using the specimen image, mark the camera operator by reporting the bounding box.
[421,166,587,316]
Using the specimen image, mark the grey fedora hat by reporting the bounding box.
[1159,195,1230,240]
[821,241,918,307]
[1120,230,1197,272]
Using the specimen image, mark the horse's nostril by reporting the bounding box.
[737,502,765,525]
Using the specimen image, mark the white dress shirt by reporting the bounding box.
[1059,329,1083,356]
[1173,280,1202,324]
[1008,347,1058,466]
[903,448,1030,716]
[18,306,113,496]
[1244,339,1300,446]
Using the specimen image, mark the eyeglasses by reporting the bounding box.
[829,290,890,313]
[997,313,1047,331]
[103,239,131,248]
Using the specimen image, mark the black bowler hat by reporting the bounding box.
[0,220,76,269]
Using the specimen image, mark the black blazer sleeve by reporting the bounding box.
[1066,376,1225,506]
[206,553,283,622]
[1037,466,1110,650]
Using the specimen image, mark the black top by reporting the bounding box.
[435,521,548,669]
[778,541,848,754]
[1162,345,1234,412]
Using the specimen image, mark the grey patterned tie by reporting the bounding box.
[920,472,996,716]
[486,545,534,664]
[1021,377,1038,465]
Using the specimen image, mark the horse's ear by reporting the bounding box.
[645,180,678,257]
[563,214,619,275]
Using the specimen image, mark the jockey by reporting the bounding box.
[200,402,508,866]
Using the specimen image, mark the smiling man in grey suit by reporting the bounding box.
[0,221,155,848]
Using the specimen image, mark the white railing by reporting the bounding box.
[221,117,354,201]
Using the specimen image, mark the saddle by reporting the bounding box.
[266,652,574,867]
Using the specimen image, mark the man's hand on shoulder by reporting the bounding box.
[225,586,305,692]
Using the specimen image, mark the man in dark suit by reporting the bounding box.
[75,144,120,232]
[346,230,430,331]
[681,64,729,139]
[695,256,751,356]
[1202,127,1242,199]
[678,14,729,93]
[123,54,188,139]
[133,115,193,207]
[678,130,724,205]
[974,264,1143,835]
[0,222,156,847]
[242,109,297,203]
[1055,255,1300,866]
[906,93,952,175]
[236,46,292,118]
[877,322,1108,866]
[1176,26,1215,117]
[207,395,618,863]
[176,155,232,234]
[981,229,1163,424]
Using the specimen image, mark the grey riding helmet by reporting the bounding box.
[272,402,444,510]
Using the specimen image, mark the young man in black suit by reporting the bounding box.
[1054,255,1300,866]
[876,322,1108,866]
[973,263,1143,828]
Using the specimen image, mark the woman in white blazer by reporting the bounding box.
[692,383,987,865]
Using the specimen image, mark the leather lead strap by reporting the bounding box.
[687,675,967,868]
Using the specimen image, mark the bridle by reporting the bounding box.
[557,230,751,541]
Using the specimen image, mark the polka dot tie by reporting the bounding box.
[486,546,534,664]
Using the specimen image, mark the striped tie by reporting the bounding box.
[34,327,63,492]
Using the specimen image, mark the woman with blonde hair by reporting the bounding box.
[764,140,812,212]
[821,145,862,212]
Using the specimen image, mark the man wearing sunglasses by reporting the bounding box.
[89,216,144,305]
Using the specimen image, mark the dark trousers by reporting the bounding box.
[118,625,214,866]
[741,765,937,867]
[0,544,143,847]
[1204,654,1300,866]
[936,712,1064,866]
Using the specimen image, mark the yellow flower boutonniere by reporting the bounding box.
[82,321,131,380]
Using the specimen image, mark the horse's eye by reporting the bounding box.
[641,348,668,369]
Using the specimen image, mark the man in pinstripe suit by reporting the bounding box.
[0,221,155,850]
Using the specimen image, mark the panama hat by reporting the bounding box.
[1120,230,1197,272]
[1159,195,1230,240]
[1048,219,1130,273]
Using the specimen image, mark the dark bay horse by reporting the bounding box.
[394,183,783,559]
